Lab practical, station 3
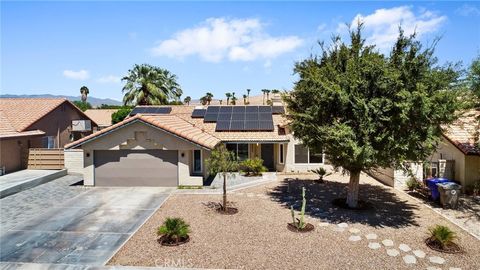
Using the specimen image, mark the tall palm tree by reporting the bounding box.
[205,92,214,105]
[231,95,237,105]
[122,64,182,106]
[261,89,268,105]
[243,94,247,105]
[246,88,251,101]
[80,86,89,103]
[200,96,208,105]
[183,96,191,105]
[265,89,271,102]
[225,93,232,105]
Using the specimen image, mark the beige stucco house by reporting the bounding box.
[65,105,326,187]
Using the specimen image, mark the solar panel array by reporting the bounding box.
[272,106,285,114]
[191,109,207,118]
[129,107,172,116]
[201,106,274,132]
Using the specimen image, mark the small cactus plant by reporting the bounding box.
[290,187,307,229]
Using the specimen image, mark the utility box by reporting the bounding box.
[72,120,91,132]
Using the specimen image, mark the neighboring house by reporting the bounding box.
[0,98,98,174]
[65,105,326,187]
[84,109,117,129]
[371,109,480,191]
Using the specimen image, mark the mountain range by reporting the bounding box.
[0,94,122,106]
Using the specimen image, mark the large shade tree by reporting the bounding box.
[122,64,182,106]
[285,25,462,208]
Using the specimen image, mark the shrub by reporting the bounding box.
[429,225,457,248]
[406,177,421,191]
[111,107,132,124]
[310,167,332,182]
[239,158,267,176]
[157,217,190,243]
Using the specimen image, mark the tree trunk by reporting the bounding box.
[346,170,361,208]
[223,173,227,212]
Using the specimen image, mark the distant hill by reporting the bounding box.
[0,94,122,106]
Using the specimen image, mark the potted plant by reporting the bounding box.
[425,225,462,253]
[288,187,314,233]
[157,217,191,246]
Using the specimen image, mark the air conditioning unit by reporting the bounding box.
[72,120,92,132]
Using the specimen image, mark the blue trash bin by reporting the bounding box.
[426,178,451,201]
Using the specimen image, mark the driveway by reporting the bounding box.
[0,185,172,265]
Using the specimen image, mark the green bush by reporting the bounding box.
[429,225,457,248]
[310,167,332,182]
[157,217,191,242]
[239,158,267,176]
[111,107,132,124]
[405,177,422,191]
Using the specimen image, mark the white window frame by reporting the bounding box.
[193,149,202,173]
[293,144,324,164]
[278,144,284,164]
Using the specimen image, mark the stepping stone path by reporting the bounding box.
[337,222,349,228]
[429,256,446,265]
[399,244,411,252]
[348,228,360,234]
[386,249,399,257]
[365,233,378,240]
[348,235,362,242]
[368,242,381,250]
[382,239,394,247]
[403,255,417,264]
[412,249,426,259]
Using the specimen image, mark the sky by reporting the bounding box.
[1,1,479,101]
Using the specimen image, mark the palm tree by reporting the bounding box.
[231,96,237,105]
[80,86,89,103]
[219,100,223,105]
[271,89,280,94]
[205,92,214,105]
[246,88,251,101]
[183,96,191,105]
[243,94,247,105]
[261,89,268,105]
[122,64,182,106]
[225,93,232,105]
[200,96,208,105]
[265,89,271,102]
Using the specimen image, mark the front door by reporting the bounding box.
[261,144,274,171]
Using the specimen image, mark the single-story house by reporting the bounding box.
[65,105,326,187]
[84,109,118,129]
[371,109,480,192]
[0,98,98,174]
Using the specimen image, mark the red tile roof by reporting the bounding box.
[442,109,480,156]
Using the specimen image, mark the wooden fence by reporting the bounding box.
[28,148,64,170]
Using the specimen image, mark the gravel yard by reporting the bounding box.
[109,173,480,270]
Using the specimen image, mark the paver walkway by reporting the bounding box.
[0,186,172,265]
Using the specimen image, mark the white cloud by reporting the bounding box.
[63,69,89,80]
[151,17,303,62]
[97,75,121,84]
[317,23,327,32]
[342,6,446,50]
[455,4,480,17]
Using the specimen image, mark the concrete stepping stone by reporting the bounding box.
[429,256,445,265]
[403,255,417,264]
[368,242,381,250]
[399,244,411,252]
[412,249,426,258]
[449,268,461,270]
[318,222,330,227]
[332,227,345,232]
[365,233,378,240]
[349,228,360,234]
[386,249,399,257]
[382,239,394,247]
[348,235,362,242]
[337,222,348,228]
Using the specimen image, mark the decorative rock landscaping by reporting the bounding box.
[413,249,426,258]
[382,239,394,247]
[337,222,348,228]
[348,228,360,234]
[365,233,378,240]
[368,242,381,250]
[429,256,446,265]
[398,243,412,252]
[386,249,400,257]
[402,254,417,264]
[348,235,362,242]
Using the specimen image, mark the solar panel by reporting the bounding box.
[244,121,259,131]
[231,113,245,120]
[245,113,259,120]
[229,121,245,131]
[246,106,259,113]
[204,113,219,122]
[232,106,246,113]
[206,106,220,113]
[130,106,171,116]
[259,113,272,121]
[191,109,206,118]
[220,106,233,113]
[258,106,272,113]
[215,120,230,131]
[258,121,274,131]
[272,106,285,114]
[217,113,232,121]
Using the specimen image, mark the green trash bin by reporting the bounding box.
[437,182,462,209]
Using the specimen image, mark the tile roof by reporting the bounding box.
[0,111,45,138]
[65,113,221,150]
[442,109,480,156]
[84,109,117,127]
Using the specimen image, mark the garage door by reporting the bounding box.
[94,150,178,187]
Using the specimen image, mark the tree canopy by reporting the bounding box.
[122,64,182,106]
[285,25,463,207]
[72,100,92,111]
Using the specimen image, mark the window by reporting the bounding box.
[193,150,202,173]
[294,144,323,164]
[42,136,55,149]
[225,143,249,161]
[279,144,284,164]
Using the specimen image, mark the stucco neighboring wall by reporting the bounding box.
[64,149,84,175]
[75,121,204,186]
[464,155,480,189]
[430,137,465,185]
[0,138,27,173]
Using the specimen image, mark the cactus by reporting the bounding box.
[290,187,307,229]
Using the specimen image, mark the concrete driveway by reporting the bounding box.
[0,187,172,265]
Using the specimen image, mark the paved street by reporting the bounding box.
[0,182,172,265]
